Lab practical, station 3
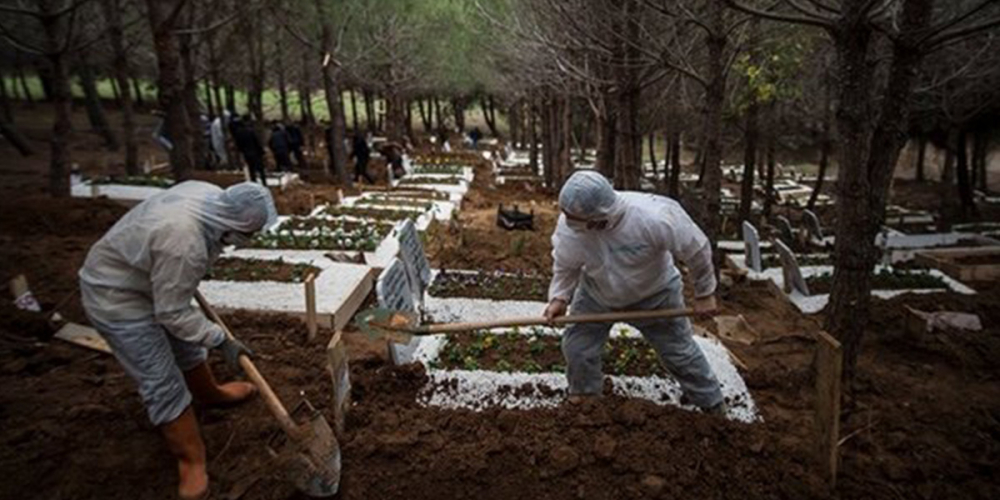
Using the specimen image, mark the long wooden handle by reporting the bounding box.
[193,291,299,437]
[419,307,702,334]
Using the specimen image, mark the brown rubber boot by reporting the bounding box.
[161,406,209,500]
[184,362,257,408]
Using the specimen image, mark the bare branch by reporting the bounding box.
[725,0,834,29]
[927,16,1000,50]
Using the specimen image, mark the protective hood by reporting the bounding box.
[558,170,627,230]
[163,180,278,235]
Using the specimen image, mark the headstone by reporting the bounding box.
[375,258,421,365]
[396,220,432,305]
[774,215,795,247]
[774,239,811,296]
[742,221,762,273]
[803,210,824,240]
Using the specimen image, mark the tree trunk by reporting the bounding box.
[0,118,33,156]
[78,62,119,150]
[508,101,521,148]
[972,128,987,192]
[385,92,405,143]
[528,100,539,173]
[16,61,34,104]
[955,128,976,218]
[131,77,145,108]
[698,0,727,245]
[275,35,289,123]
[146,0,195,180]
[363,89,375,133]
[102,0,138,174]
[316,0,349,186]
[739,98,758,224]
[482,95,499,137]
[417,98,430,132]
[648,132,658,181]
[914,136,927,182]
[669,130,681,197]
[763,137,776,218]
[225,84,236,114]
[180,4,207,169]
[558,94,572,188]
[298,50,313,124]
[825,0,931,385]
[432,98,443,130]
[808,82,833,210]
[0,69,12,122]
[596,95,616,179]
[40,0,74,196]
[405,99,413,140]
[452,97,466,132]
[109,77,121,107]
[541,96,554,187]
[349,88,359,132]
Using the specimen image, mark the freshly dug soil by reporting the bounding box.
[954,253,1000,265]
[428,270,550,301]
[807,269,948,294]
[433,330,663,376]
[205,257,321,283]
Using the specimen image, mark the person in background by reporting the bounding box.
[286,121,307,169]
[350,133,374,184]
[469,126,483,149]
[267,122,292,172]
[380,140,406,180]
[543,171,727,416]
[232,116,267,186]
[79,181,277,500]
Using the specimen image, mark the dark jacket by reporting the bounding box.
[350,136,370,161]
[286,125,304,150]
[233,124,264,158]
[269,127,290,153]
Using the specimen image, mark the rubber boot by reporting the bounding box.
[184,361,257,408]
[161,407,209,500]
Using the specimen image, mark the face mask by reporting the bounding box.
[222,231,252,247]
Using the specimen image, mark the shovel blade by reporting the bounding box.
[291,414,341,497]
[354,307,418,340]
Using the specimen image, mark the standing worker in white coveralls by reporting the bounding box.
[543,171,726,415]
[78,181,278,500]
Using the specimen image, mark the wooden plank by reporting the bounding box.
[814,330,842,485]
[331,268,375,332]
[54,323,111,354]
[326,329,350,440]
[305,273,318,342]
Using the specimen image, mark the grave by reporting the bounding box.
[742,221,762,273]
[773,216,796,247]
[774,239,811,296]
[198,249,374,331]
[376,258,422,365]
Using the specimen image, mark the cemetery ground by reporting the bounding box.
[2,105,1000,499]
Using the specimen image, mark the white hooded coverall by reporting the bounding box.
[551,171,723,409]
[79,181,277,424]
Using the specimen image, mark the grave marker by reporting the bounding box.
[396,219,432,306]
[742,221,762,272]
[774,239,811,296]
[375,258,422,365]
[774,215,795,247]
[803,209,824,241]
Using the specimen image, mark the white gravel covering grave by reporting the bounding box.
[409,281,757,422]
[198,248,372,328]
[71,182,165,204]
[753,265,977,315]
[410,326,758,423]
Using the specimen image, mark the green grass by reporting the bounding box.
[2,74,500,133]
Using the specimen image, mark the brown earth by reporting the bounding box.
[428,269,550,301]
[1,103,999,499]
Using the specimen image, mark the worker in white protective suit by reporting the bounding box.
[78,181,277,500]
[543,171,726,415]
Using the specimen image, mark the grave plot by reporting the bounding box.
[315,204,435,231]
[347,192,457,222]
[199,249,375,331]
[877,230,1000,263]
[250,215,400,267]
[409,164,475,182]
[373,245,757,423]
[409,324,759,423]
[915,246,1000,282]
[760,264,975,314]
[71,176,169,205]
[393,175,471,195]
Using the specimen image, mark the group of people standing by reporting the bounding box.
[205,114,308,187]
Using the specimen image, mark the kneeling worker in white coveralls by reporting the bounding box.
[78,181,277,499]
[543,171,726,415]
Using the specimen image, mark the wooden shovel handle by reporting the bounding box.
[193,291,300,437]
[421,307,704,334]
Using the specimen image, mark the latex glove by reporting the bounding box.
[218,337,253,370]
[692,295,719,317]
[544,298,568,324]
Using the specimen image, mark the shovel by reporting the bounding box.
[356,306,710,343]
[194,291,340,498]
